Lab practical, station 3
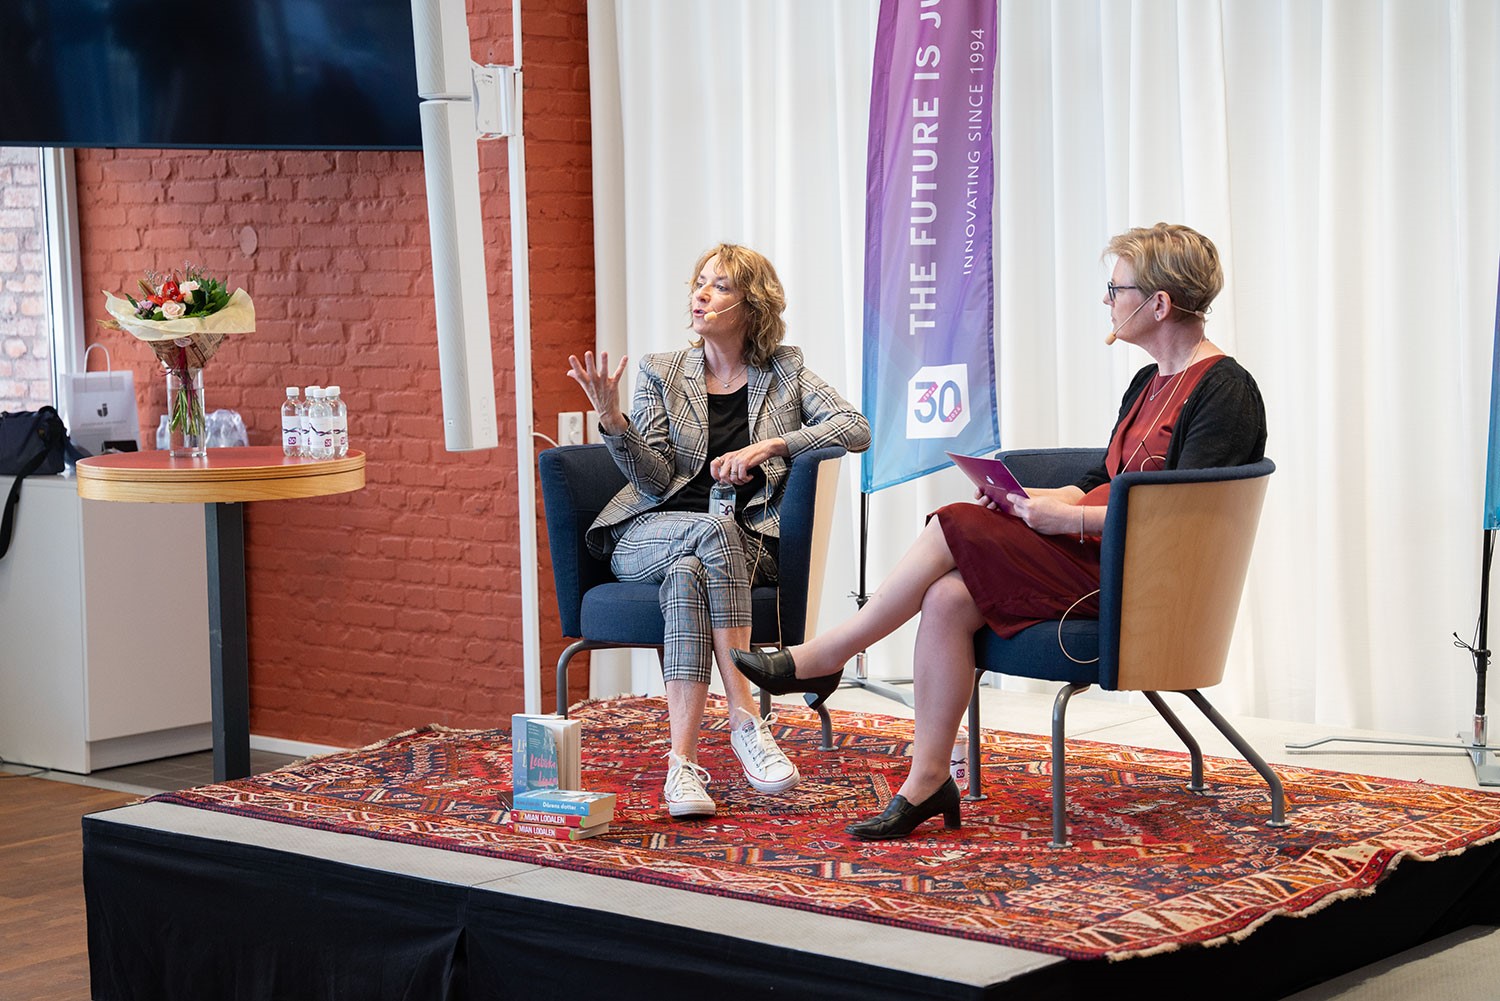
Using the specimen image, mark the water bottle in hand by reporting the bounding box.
[709,480,736,518]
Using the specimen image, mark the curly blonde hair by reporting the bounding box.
[1105,223,1223,318]
[687,243,787,367]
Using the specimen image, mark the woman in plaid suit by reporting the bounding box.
[568,243,870,819]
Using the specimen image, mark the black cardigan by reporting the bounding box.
[1075,357,1267,494]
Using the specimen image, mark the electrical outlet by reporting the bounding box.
[558,411,584,446]
[585,410,602,443]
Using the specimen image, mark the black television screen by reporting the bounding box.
[0,0,422,150]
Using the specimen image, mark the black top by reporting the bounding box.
[660,385,766,514]
[1075,357,1268,494]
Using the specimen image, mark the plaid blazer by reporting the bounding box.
[585,346,870,558]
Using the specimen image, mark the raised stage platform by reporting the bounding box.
[83,687,1500,1000]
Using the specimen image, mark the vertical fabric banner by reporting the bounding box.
[861,0,1000,493]
[1485,261,1500,529]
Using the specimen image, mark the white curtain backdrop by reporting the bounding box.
[585,0,1500,740]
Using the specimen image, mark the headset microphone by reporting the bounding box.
[1104,296,1151,345]
[704,300,743,322]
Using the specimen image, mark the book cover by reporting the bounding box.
[512,788,617,820]
[507,717,570,792]
[513,717,561,792]
[525,718,561,791]
[511,819,611,841]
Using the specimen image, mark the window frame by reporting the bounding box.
[40,147,85,418]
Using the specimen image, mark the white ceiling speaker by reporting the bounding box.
[411,0,498,451]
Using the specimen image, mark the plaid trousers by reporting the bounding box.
[609,511,777,684]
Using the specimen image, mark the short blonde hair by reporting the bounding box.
[687,243,786,367]
[1106,223,1223,317]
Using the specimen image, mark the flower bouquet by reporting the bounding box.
[101,266,254,457]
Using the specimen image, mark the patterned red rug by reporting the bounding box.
[150,696,1500,960]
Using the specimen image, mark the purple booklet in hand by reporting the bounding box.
[946,452,1029,516]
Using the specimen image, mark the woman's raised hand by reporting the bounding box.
[566,351,629,433]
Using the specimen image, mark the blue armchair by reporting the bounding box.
[965,448,1287,847]
[539,444,846,741]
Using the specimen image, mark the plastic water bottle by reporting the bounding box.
[950,736,970,791]
[301,386,321,457]
[709,479,736,518]
[281,387,301,456]
[327,385,348,457]
[307,388,334,459]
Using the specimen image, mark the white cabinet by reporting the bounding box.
[0,473,211,772]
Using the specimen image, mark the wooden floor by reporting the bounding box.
[0,777,134,1001]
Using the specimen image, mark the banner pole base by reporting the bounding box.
[1467,713,1500,784]
[1289,530,1499,785]
[840,649,916,707]
[1284,721,1500,787]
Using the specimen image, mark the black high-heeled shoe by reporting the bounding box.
[730,648,843,709]
[845,778,961,841]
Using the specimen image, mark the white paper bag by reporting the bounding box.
[63,345,139,454]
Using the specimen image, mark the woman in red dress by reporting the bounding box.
[732,223,1267,840]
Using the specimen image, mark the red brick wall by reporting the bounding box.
[76,0,594,747]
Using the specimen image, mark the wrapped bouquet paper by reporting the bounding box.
[101,266,254,457]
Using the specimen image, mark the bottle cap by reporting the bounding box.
[306,386,320,396]
[328,385,340,395]
[286,387,298,396]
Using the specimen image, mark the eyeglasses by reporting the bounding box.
[1106,282,1141,303]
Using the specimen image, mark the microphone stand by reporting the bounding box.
[1285,529,1500,786]
[841,490,917,708]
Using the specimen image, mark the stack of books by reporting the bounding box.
[510,788,617,841]
[508,712,614,841]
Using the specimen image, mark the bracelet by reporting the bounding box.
[1078,507,1085,543]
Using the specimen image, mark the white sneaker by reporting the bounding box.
[663,753,716,818]
[730,707,801,794]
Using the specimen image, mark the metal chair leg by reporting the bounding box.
[1049,683,1090,848]
[1184,690,1290,828]
[803,693,834,750]
[555,639,591,717]
[1143,691,1206,791]
[965,671,987,801]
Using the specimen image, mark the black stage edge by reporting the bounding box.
[84,811,1500,1001]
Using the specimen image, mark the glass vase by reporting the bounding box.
[165,367,206,458]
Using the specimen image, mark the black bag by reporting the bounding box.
[1,406,72,560]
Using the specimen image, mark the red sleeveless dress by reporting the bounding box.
[937,355,1223,637]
